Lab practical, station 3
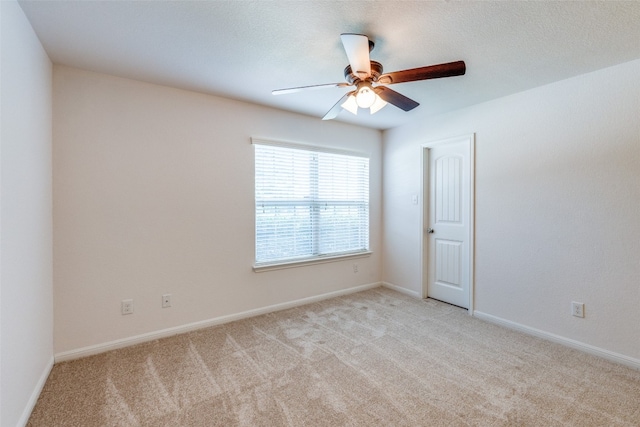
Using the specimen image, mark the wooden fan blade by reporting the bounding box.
[374,86,419,112]
[322,92,353,120]
[340,33,371,79]
[378,61,466,85]
[272,82,351,95]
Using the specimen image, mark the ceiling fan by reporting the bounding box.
[272,33,466,120]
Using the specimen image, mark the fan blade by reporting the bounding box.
[322,92,354,120]
[378,61,466,85]
[374,86,419,112]
[272,82,351,95]
[340,33,371,79]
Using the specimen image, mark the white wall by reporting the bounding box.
[383,59,640,361]
[0,1,54,426]
[53,66,382,355]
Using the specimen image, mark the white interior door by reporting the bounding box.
[423,135,474,309]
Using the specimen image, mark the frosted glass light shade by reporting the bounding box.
[355,85,376,108]
[341,94,359,115]
[369,94,387,114]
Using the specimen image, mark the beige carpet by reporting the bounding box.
[29,287,640,426]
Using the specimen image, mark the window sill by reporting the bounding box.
[253,251,372,273]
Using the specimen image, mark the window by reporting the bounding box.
[253,139,369,268]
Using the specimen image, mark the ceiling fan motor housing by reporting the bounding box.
[344,61,384,84]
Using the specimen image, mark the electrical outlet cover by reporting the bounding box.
[122,299,134,315]
[571,301,584,318]
[162,294,172,308]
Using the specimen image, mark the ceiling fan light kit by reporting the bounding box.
[340,82,388,116]
[273,33,465,121]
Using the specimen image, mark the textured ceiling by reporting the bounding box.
[18,1,640,130]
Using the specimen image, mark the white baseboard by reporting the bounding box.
[382,281,422,299]
[473,311,640,371]
[55,282,382,362]
[18,355,54,427]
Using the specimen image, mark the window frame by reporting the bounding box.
[252,138,371,272]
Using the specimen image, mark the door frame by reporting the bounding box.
[420,134,475,313]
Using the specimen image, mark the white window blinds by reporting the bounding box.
[254,140,370,266]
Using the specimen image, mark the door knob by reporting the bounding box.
[426,228,435,234]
